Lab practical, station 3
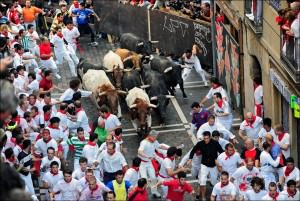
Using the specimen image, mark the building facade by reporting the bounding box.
[215,0,300,166]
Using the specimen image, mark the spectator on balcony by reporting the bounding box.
[199,2,211,22]
[290,2,300,68]
[245,0,263,26]
[282,11,296,61]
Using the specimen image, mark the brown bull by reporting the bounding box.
[115,48,142,69]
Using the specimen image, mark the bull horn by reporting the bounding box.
[164,66,173,73]
[144,56,150,59]
[150,96,158,100]
[149,104,157,108]
[180,64,188,68]
[105,69,113,73]
[123,56,133,62]
[150,40,159,43]
[165,95,174,98]
[140,85,150,89]
[99,91,107,96]
[137,42,144,46]
[123,68,132,72]
[138,54,143,58]
[130,104,137,109]
[149,55,154,60]
[117,90,127,95]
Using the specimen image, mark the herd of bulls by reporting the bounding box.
[76,33,189,136]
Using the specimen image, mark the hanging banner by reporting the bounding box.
[215,22,241,113]
[290,95,297,109]
[294,103,300,118]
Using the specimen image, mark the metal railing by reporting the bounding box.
[245,0,263,27]
[281,31,300,72]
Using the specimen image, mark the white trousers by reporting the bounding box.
[261,171,276,188]
[20,173,35,196]
[40,57,58,70]
[216,114,233,133]
[55,48,77,77]
[182,65,207,83]
[199,164,218,186]
[139,161,159,194]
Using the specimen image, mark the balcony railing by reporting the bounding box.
[244,0,263,34]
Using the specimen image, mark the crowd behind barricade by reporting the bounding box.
[0,1,299,201]
[120,0,212,22]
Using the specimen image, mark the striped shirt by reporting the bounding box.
[67,136,89,159]
[21,36,30,51]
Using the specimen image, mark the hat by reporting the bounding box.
[59,1,67,6]
[149,130,159,136]
[265,133,273,140]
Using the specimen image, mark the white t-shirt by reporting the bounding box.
[245,189,267,201]
[72,168,85,180]
[76,110,91,133]
[217,138,230,150]
[99,142,121,153]
[97,151,127,173]
[274,133,290,159]
[217,152,243,176]
[34,138,58,156]
[206,86,228,100]
[124,168,140,187]
[138,139,160,162]
[100,114,121,131]
[214,100,231,120]
[258,128,276,141]
[53,179,82,200]
[212,182,236,201]
[40,156,61,172]
[231,166,261,192]
[47,126,65,141]
[42,170,63,191]
[254,85,263,105]
[50,34,67,53]
[26,31,39,49]
[79,176,105,191]
[197,122,234,140]
[59,88,92,102]
[281,189,300,201]
[291,14,300,38]
[259,150,280,173]
[27,80,39,94]
[239,116,263,140]
[13,53,23,68]
[62,27,80,45]
[14,74,28,92]
[82,144,99,166]
[261,193,286,200]
[159,157,175,179]
[282,166,300,187]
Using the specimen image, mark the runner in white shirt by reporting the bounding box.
[24,73,39,95]
[68,100,91,134]
[52,170,83,200]
[216,143,243,176]
[279,157,300,188]
[56,103,69,137]
[99,106,122,132]
[78,168,103,190]
[181,45,207,85]
[28,94,42,112]
[62,21,80,52]
[239,112,263,145]
[258,117,276,148]
[253,77,263,117]
[262,182,286,200]
[158,147,187,198]
[72,157,88,180]
[42,161,63,201]
[98,134,121,153]
[274,124,290,159]
[212,131,230,150]
[244,177,267,201]
[137,130,168,198]
[210,92,233,131]
[40,147,61,174]
[13,65,28,93]
[96,142,128,184]
[82,134,99,168]
[34,129,58,157]
[59,78,92,102]
[260,142,280,187]
[26,24,39,56]
[200,77,228,106]
[281,180,300,200]
[211,171,236,201]
[124,157,141,187]
[231,158,261,200]
[197,115,237,142]
[179,148,202,178]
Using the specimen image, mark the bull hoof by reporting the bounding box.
[183,94,188,99]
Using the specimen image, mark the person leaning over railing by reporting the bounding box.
[290,2,300,68]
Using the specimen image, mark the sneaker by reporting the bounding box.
[204,81,208,87]
[91,42,98,46]
[55,74,61,79]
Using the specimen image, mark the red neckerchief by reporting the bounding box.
[225,151,235,160]
[284,166,294,177]
[254,83,261,90]
[103,113,111,119]
[78,136,86,141]
[217,100,223,108]
[57,33,63,38]
[16,143,23,150]
[12,116,21,125]
[196,150,202,156]
[91,184,99,195]
[44,112,51,122]
[58,109,66,114]
[287,189,296,198]
[113,134,122,142]
[74,2,79,8]
[131,166,139,172]
[7,157,15,163]
[87,141,96,146]
[32,112,39,118]
[48,124,59,130]
[155,150,165,159]
[212,84,221,89]
[269,192,279,201]
[43,136,52,143]
[2,31,8,37]
[277,133,286,141]
[50,170,58,176]
[167,157,175,161]
[245,116,256,128]
[10,137,16,145]
[75,108,83,113]
[221,181,229,188]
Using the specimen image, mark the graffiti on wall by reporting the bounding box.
[215,22,241,111]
